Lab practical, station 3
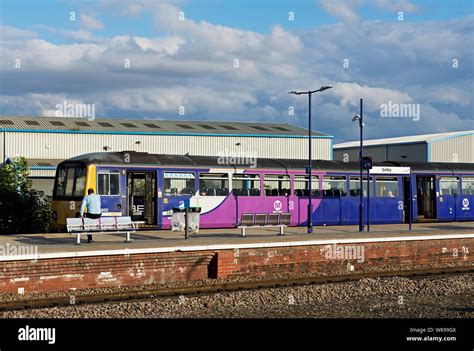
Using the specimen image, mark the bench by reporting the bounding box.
[66,216,145,245]
[238,212,291,237]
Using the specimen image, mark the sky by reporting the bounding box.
[0,0,473,143]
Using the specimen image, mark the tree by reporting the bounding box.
[0,156,51,234]
[0,156,30,192]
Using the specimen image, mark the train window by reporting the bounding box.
[164,172,195,196]
[462,177,474,195]
[375,177,398,197]
[98,172,120,196]
[54,166,87,198]
[54,167,67,197]
[65,169,75,196]
[73,168,87,197]
[349,176,373,197]
[322,176,347,197]
[293,175,319,196]
[264,175,290,197]
[199,173,229,196]
[232,174,260,196]
[439,176,460,196]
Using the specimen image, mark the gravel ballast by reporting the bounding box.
[1,274,472,318]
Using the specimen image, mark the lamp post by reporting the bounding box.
[289,86,333,233]
[352,98,364,232]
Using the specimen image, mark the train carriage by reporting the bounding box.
[51,151,474,230]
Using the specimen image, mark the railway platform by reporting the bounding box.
[0,222,473,293]
[1,222,473,256]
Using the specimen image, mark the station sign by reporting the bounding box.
[369,166,411,175]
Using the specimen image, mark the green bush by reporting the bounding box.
[0,157,51,234]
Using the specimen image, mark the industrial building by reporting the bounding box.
[334,130,474,163]
[0,115,333,195]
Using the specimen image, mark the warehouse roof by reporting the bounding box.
[0,115,331,138]
[334,130,474,149]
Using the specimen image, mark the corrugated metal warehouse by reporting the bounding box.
[334,130,474,163]
[0,115,333,195]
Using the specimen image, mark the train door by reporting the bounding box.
[159,171,196,229]
[415,176,436,221]
[458,176,474,221]
[127,171,157,226]
[402,176,416,223]
[437,176,459,221]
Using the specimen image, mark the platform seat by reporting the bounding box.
[66,216,144,245]
[238,212,290,237]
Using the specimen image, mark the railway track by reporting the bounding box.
[0,265,472,312]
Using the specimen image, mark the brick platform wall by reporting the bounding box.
[0,251,215,293]
[214,239,473,278]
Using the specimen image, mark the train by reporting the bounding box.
[50,151,474,230]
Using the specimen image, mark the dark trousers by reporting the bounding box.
[85,213,101,242]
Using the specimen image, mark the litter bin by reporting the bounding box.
[187,207,201,233]
[170,207,201,233]
[171,207,186,232]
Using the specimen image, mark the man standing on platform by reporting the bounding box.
[80,188,102,243]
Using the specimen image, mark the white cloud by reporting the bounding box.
[419,87,471,107]
[134,36,184,55]
[319,0,362,22]
[332,83,413,112]
[0,25,38,40]
[80,14,105,30]
[375,0,418,12]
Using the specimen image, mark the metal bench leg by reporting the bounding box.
[124,232,131,243]
[76,234,81,245]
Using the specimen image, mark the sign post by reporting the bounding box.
[363,157,373,231]
[409,174,412,231]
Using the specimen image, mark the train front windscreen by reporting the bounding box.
[53,164,87,200]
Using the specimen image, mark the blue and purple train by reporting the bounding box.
[51,151,474,230]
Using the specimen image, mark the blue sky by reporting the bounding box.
[2,0,473,42]
[0,0,473,142]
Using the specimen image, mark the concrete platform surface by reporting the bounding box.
[0,222,473,260]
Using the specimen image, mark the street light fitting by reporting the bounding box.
[352,114,361,121]
[289,86,333,96]
[311,86,333,93]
